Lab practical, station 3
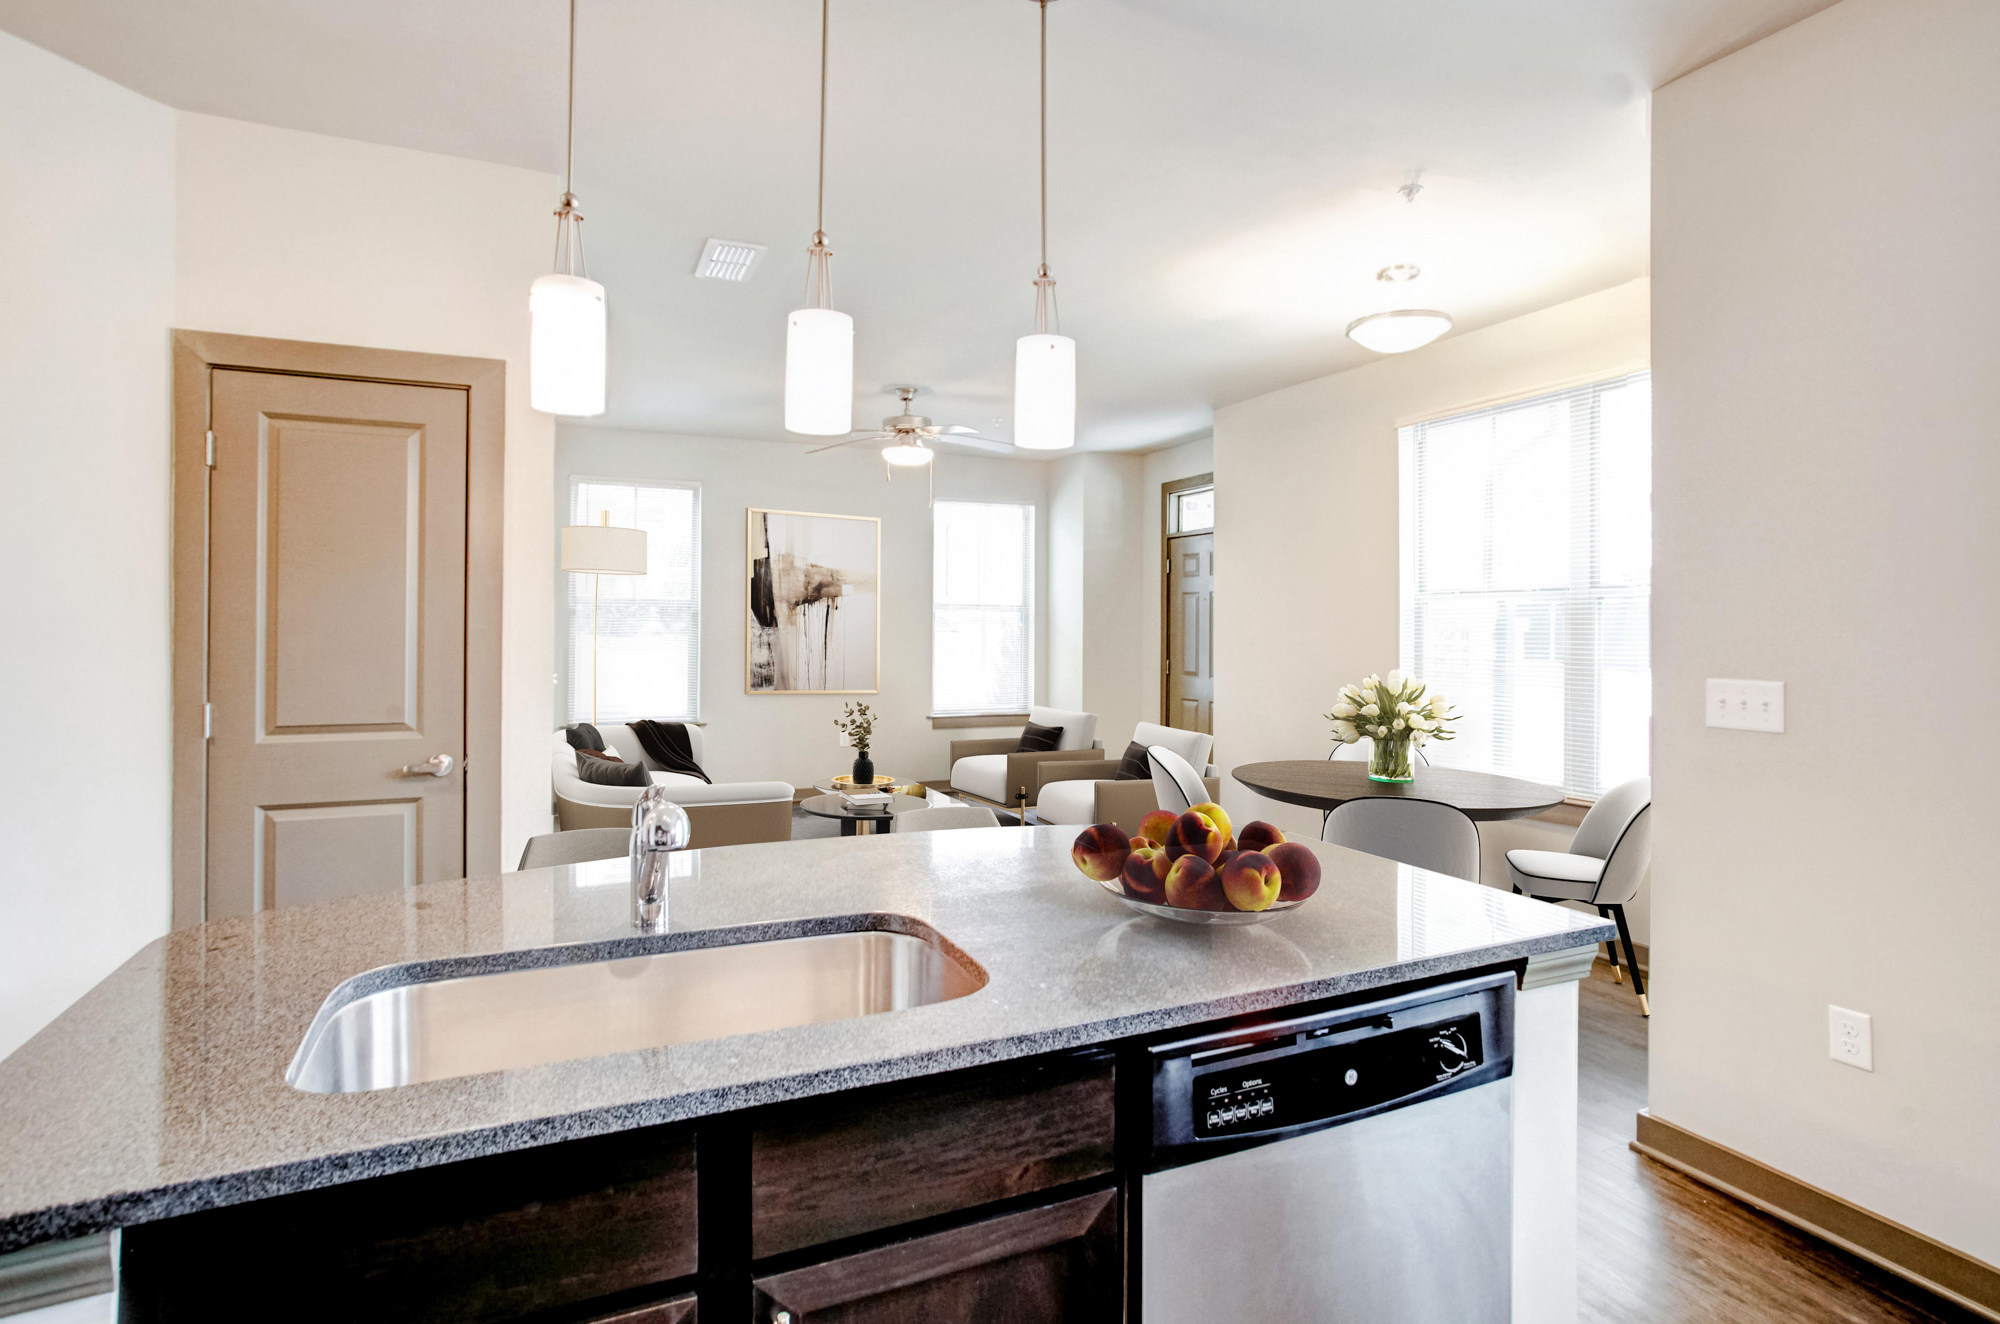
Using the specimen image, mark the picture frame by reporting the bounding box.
[745,508,881,694]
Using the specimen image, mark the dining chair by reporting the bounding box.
[1321,798,1481,882]
[1503,777,1653,1015]
[516,827,632,871]
[1146,745,1211,813]
[892,805,1001,833]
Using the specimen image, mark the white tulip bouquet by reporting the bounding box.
[1324,670,1457,782]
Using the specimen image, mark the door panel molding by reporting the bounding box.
[172,330,505,928]
[1159,472,1213,727]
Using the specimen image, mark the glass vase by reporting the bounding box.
[1368,738,1416,783]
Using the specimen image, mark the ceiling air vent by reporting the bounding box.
[694,238,765,281]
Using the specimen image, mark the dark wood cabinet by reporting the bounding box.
[586,1294,697,1323]
[752,1190,1118,1324]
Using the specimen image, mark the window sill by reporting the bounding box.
[929,712,1029,730]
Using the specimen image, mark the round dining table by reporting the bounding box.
[1230,760,1566,820]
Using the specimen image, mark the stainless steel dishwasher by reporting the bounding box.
[1139,973,1515,1323]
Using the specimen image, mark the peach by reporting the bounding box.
[1237,821,1286,854]
[1189,801,1235,845]
[1222,852,1283,912]
[1168,810,1225,864]
[1121,843,1171,903]
[1268,841,1322,902]
[1137,809,1180,845]
[1165,855,1229,911]
[1071,823,1132,882]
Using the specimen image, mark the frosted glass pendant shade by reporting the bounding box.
[785,307,855,435]
[530,274,608,415]
[1345,309,1452,354]
[560,523,647,575]
[1013,333,1076,450]
[881,443,934,467]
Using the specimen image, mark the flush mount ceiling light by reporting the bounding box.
[783,0,854,437]
[530,0,607,416]
[694,238,766,281]
[1012,0,1076,451]
[1346,309,1454,354]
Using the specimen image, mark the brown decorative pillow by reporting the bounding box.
[576,751,649,787]
[1115,741,1151,780]
[1015,721,1064,753]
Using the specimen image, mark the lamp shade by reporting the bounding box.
[1013,333,1076,450]
[530,274,608,415]
[881,443,933,467]
[560,523,647,575]
[784,307,854,436]
[1345,309,1452,355]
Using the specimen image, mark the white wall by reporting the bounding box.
[0,32,176,1061]
[554,427,1051,788]
[1048,451,1152,749]
[1652,0,2000,1262]
[174,113,559,867]
[1211,280,1651,932]
[1141,436,1215,736]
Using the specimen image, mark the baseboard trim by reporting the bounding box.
[1632,1110,2000,1321]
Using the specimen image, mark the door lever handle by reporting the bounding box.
[399,754,454,778]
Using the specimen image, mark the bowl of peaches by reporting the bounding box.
[1070,802,1321,926]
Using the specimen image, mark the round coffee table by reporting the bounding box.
[799,792,930,836]
[1230,761,1565,820]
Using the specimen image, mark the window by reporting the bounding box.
[932,501,1035,716]
[1399,372,1651,800]
[1171,484,1214,533]
[568,477,701,723]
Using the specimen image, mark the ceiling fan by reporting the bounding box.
[807,386,1017,468]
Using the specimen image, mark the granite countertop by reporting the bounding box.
[0,827,1611,1251]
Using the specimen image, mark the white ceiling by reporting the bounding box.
[2,0,1835,451]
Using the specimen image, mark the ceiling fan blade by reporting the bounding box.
[934,425,990,436]
[932,433,1017,456]
[805,433,884,455]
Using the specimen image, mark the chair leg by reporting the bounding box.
[1597,906,1623,984]
[1607,903,1648,1016]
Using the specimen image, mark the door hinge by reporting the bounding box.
[203,703,212,739]
[205,430,216,467]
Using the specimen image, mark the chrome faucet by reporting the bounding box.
[631,785,691,932]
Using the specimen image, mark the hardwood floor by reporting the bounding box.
[1578,965,1980,1324]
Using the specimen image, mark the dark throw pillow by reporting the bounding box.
[1015,721,1064,753]
[564,722,606,752]
[1115,741,1151,781]
[575,751,650,787]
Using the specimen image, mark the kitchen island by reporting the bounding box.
[0,826,1611,1322]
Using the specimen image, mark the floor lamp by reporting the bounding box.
[560,511,648,725]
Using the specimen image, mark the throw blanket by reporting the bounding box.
[630,720,713,784]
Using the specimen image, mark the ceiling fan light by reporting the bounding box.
[1345,309,1453,355]
[530,274,607,416]
[784,307,854,435]
[882,443,934,467]
[1013,333,1076,450]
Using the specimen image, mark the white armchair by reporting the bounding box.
[551,725,794,848]
[1033,723,1220,835]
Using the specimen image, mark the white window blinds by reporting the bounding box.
[932,501,1035,716]
[1399,371,1651,800]
[568,477,701,724]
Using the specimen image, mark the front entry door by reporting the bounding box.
[1168,532,1213,735]
[205,369,469,919]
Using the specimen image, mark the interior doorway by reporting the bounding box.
[1162,474,1214,735]
[170,332,507,926]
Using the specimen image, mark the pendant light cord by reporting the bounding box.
[553,0,587,278]
[1032,0,1058,335]
[803,0,834,308]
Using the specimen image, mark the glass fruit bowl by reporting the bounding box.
[1093,873,1309,926]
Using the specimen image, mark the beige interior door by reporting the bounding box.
[1168,532,1213,735]
[205,369,468,919]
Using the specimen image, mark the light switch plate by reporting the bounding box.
[1829,1005,1873,1071]
[1706,678,1785,732]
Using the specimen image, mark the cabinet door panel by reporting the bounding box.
[754,1190,1117,1324]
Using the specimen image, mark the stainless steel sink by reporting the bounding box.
[287,928,985,1094]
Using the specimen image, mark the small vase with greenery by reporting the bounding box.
[1325,671,1456,783]
[834,702,877,786]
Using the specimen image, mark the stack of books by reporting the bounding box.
[841,789,894,807]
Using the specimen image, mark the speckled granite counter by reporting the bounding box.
[0,827,1610,1252]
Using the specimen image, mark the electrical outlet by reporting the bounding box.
[1706,678,1785,732]
[1829,1005,1873,1071]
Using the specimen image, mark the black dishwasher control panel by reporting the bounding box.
[1147,973,1514,1168]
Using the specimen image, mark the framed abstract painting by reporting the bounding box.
[745,508,881,694]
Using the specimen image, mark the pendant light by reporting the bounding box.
[530,0,607,416]
[784,0,854,436]
[1013,0,1075,450]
